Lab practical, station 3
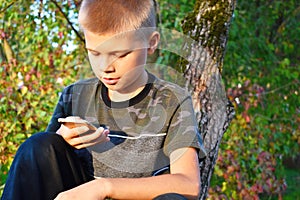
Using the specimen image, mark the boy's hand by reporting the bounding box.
[56,118,110,149]
[54,179,107,200]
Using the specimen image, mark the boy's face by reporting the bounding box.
[84,30,158,93]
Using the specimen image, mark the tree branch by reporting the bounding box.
[0,2,15,14]
[50,0,85,43]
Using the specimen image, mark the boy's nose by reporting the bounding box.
[97,56,116,72]
[103,64,115,73]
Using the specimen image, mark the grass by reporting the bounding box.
[282,167,300,200]
[260,167,300,200]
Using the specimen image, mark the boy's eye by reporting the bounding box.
[89,50,100,56]
[118,51,131,58]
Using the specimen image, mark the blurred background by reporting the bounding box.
[0,0,299,199]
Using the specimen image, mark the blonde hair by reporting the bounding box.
[78,0,157,34]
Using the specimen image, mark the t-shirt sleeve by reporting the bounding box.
[46,86,73,132]
[163,96,207,159]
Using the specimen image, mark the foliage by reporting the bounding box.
[208,0,300,199]
[155,0,196,68]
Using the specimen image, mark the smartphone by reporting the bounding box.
[58,116,110,138]
[58,116,98,130]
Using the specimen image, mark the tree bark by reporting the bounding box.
[182,0,236,199]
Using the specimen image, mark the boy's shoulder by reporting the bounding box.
[73,77,100,86]
[63,77,100,91]
[152,74,191,100]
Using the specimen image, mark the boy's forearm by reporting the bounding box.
[98,174,200,200]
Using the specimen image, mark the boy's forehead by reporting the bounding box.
[84,30,149,52]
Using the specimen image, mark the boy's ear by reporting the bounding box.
[148,31,160,55]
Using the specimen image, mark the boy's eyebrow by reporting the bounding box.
[85,47,131,54]
[86,48,97,52]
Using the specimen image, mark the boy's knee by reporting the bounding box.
[19,132,68,156]
[25,131,59,145]
[153,193,188,200]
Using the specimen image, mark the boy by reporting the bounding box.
[1,0,206,199]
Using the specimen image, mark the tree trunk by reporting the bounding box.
[182,0,236,199]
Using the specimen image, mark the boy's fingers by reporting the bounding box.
[58,124,109,148]
[72,125,90,136]
[58,124,88,146]
[73,127,110,149]
[75,127,103,142]
[74,136,110,149]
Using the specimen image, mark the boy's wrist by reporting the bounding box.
[96,177,112,199]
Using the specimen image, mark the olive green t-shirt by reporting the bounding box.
[46,73,206,178]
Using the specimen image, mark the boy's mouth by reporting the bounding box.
[102,77,120,85]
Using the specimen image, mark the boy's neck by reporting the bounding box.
[108,71,148,102]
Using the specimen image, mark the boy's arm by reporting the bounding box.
[46,86,73,133]
[55,147,200,200]
[103,147,200,199]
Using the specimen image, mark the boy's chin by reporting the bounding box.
[105,83,137,94]
[104,83,118,91]
[104,83,125,93]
